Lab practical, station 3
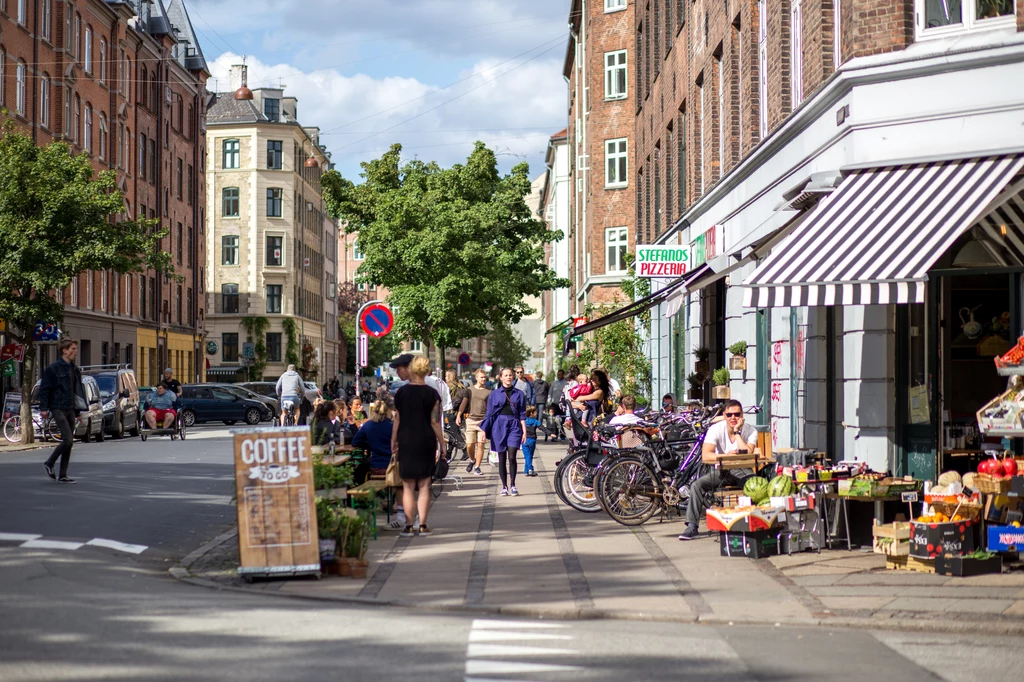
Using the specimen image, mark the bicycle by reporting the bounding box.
[280,396,299,427]
[3,414,64,444]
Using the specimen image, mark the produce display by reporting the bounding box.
[994,335,1024,371]
[976,382,1024,433]
[768,474,794,497]
[743,476,770,504]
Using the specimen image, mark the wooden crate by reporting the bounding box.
[886,555,936,573]
[873,522,911,556]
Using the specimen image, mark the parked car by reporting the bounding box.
[83,366,141,438]
[239,380,319,404]
[207,383,278,420]
[177,384,273,427]
[29,377,105,442]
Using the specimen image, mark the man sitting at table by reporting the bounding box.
[679,399,760,541]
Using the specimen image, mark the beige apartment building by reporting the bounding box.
[204,67,334,382]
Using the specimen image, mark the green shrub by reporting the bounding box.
[728,340,748,356]
[712,367,731,386]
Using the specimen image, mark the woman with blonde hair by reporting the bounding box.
[391,355,444,536]
[352,399,395,485]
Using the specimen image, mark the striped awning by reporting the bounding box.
[743,155,1024,307]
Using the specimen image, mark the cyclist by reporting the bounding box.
[143,384,177,429]
[275,364,304,426]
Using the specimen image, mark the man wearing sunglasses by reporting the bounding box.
[679,399,760,541]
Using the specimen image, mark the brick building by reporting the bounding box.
[540,129,571,374]
[0,0,208,389]
[579,0,1024,477]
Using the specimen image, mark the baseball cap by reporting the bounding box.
[389,354,414,368]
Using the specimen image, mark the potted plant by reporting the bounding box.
[316,497,341,575]
[693,346,711,376]
[712,367,731,400]
[687,372,704,401]
[342,512,369,579]
[313,462,353,501]
[728,340,748,371]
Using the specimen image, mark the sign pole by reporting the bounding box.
[354,299,383,392]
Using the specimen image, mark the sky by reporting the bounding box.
[185,0,572,183]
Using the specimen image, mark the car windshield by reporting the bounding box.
[224,387,250,400]
[94,375,118,398]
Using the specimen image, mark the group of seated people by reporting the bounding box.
[311,398,393,484]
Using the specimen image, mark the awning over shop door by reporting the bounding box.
[742,155,1024,307]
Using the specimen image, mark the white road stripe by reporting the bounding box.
[86,538,148,554]
[471,619,569,630]
[20,540,85,550]
[468,644,575,657]
[465,661,583,675]
[469,630,573,643]
[0,533,42,542]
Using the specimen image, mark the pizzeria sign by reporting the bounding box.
[636,246,690,278]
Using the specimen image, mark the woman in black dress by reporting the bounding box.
[391,355,444,537]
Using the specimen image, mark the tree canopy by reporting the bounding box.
[0,123,170,441]
[322,142,568,364]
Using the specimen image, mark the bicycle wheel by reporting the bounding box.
[597,456,661,526]
[45,419,63,442]
[3,416,22,443]
[555,451,601,513]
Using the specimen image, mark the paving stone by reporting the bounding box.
[881,597,950,612]
[783,565,862,576]
[817,554,889,570]
[769,553,829,569]
[789,574,843,587]
[837,572,950,587]
[943,599,1015,614]
[952,573,1024,587]
[806,586,902,598]
[818,596,895,612]
[1002,600,1024,616]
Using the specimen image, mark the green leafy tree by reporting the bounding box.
[322,142,568,369]
[0,123,170,443]
[486,319,531,370]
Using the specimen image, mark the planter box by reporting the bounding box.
[712,385,731,400]
[719,530,780,559]
[910,520,975,559]
[687,389,703,401]
[729,355,747,371]
[314,487,348,500]
[694,361,710,376]
[935,555,1002,577]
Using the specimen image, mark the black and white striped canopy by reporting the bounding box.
[742,155,1024,308]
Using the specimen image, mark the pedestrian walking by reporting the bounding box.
[522,405,541,476]
[513,366,535,405]
[445,369,467,424]
[532,373,549,413]
[481,367,528,497]
[457,368,492,476]
[39,338,86,483]
[390,354,445,537]
[547,369,568,441]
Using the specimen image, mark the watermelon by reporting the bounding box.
[743,476,770,503]
[768,474,794,498]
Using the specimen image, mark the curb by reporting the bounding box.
[169,527,1024,637]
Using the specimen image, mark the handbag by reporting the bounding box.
[433,456,449,481]
[384,453,402,487]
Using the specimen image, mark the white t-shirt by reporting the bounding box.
[609,412,642,426]
[424,375,453,412]
[608,377,621,395]
[705,421,758,454]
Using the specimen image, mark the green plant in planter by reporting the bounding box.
[687,372,704,388]
[728,340,748,357]
[313,463,354,490]
[315,497,342,540]
[693,346,711,362]
[712,367,731,386]
[337,511,368,560]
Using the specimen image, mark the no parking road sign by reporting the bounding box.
[457,352,471,366]
[359,304,394,338]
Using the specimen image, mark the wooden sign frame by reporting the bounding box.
[233,426,320,578]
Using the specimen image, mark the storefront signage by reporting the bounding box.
[636,246,690,278]
[234,427,319,577]
[690,224,724,270]
[2,392,20,422]
[0,360,15,378]
[0,344,25,363]
[206,341,219,355]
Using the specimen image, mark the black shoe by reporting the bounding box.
[58,476,77,484]
[43,464,56,480]
[678,525,699,541]
[465,461,474,474]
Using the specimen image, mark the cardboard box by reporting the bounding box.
[983,494,1024,524]
[706,506,784,532]
[719,530,780,559]
[935,555,1002,577]
[909,520,975,558]
[987,525,1024,552]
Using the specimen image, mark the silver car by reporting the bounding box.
[30,377,105,442]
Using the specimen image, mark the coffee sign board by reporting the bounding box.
[233,426,320,577]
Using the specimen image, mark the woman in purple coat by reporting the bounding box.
[480,367,528,497]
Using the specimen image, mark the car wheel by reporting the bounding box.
[95,424,105,442]
[181,410,196,428]
[81,420,91,443]
[129,414,140,437]
[244,408,261,425]
[113,413,124,439]
[224,420,237,426]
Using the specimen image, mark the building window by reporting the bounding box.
[188,227,194,268]
[98,38,106,82]
[222,139,239,169]
[758,0,768,140]
[605,138,628,188]
[73,95,80,144]
[267,140,283,169]
[15,61,26,115]
[264,98,280,122]
[605,227,629,274]
[917,0,1015,36]
[101,270,107,311]
[98,114,107,160]
[834,0,842,69]
[176,285,182,325]
[222,235,239,265]
[187,165,194,205]
[352,240,365,260]
[266,188,283,217]
[604,50,627,99]
[176,159,183,199]
[605,0,627,9]
[17,0,26,25]
[222,187,239,217]
[791,0,803,106]
[0,50,4,107]
[39,76,50,128]
[83,105,92,152]
[126,275,132,317]
[717,53,725,176]
[265,285,282,314]
[176,223,183,264]
[221,285,239,314]
[266,235,283,266]
[266,333,282,362]
[84,26,92,73]
[222,332,239,362]
[41,0,51,40]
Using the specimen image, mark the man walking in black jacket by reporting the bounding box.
[39,338,87,483]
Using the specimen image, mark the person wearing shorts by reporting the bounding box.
[144,384,177,429]
[276,364,304,425]
[457,369,491,476]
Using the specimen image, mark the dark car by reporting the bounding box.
[207,383,278,421]
[178,384,273,427]
[83,366,141,438]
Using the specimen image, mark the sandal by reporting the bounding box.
[418,525,432,536]
[399,525,415,538]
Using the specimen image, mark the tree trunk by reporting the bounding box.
[19,340,36,445]
[436,343,445,374]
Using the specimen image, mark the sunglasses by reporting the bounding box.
[724,412,743,418]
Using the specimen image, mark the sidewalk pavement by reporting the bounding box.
[176,442,1024,635]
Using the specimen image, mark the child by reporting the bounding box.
[522,405,541,477]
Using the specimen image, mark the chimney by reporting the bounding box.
[229,65,246,92]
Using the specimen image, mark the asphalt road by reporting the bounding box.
[1,428,1022,682]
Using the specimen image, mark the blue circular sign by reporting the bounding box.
[457,352,471,365]
[360,304,394,338]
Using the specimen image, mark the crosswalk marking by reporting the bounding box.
[469,630,573,643]
[21,539,85,550]
[465,660,583,675]
[465,618,581,681]
[86,538,148,555]
[0,533,148,555]
[467,643,575,657]
[0,533,41,542]
[471,619,568,630]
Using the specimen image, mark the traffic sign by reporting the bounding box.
[357,333,369,368]
[457,352,471,366]
[1,359,15,378]
[32,322,59,342]
[242,342,256,359]
[0,343,25,362]
[359,304,394,338]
